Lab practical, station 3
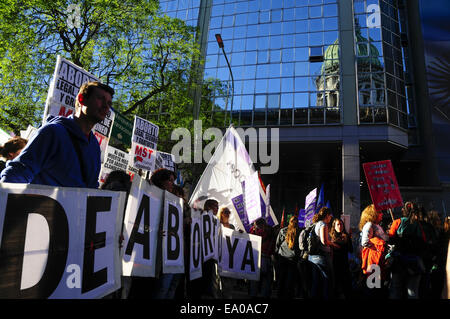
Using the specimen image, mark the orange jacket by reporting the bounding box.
[361,237,386,275]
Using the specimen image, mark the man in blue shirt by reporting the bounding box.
[1,81,114,188]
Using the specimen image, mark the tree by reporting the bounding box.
[0,0,203,135]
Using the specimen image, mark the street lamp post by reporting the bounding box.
[215,34,234,124]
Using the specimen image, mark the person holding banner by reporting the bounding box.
[249,217,277,298]
[149,168,183,299]
[1,81,114,188]
[218,206,238,299]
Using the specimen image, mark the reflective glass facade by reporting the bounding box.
[160,0,201,27]
[203,0,341,127]
[159,0,413,130]
[353,0,409,129]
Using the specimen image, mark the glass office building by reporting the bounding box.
[159,0,449,227]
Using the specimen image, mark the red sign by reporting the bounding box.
[362,160,403,211]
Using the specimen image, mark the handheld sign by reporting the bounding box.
[129,116,159,172]
[0,183,125,299]
[363,160,403,212]
[122,175,163,277]
[218,226,261,281]
[190,209,203,281]
[162,190,184,274]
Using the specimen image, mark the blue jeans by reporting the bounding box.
[308,254,332,299]
[153,273,182,299]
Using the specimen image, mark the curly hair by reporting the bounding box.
[150,168,176,189]
[285,216,299,249]
[359,204,380,231]
[312,207,331,224]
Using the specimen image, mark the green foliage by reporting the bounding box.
[0,0,209,136]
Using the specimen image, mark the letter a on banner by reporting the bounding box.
[190,209,203,281]
[162,191,184,274]
[122,175,163,277]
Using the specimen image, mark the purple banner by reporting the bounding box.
[298,209,306,228]
[232,193,275,233]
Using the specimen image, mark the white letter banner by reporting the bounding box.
[0,183,125,299]
[202,211,220,262]
[122,175,163,277]
[243,171,262,224]
[189,209,203,281]
[218,226,261,281]
[162,190,184,274]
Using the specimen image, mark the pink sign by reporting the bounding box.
[363,160,403,211]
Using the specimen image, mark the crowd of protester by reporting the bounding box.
[99,166,449,300]
[1,81,447,300]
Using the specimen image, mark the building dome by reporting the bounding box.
[321,26,382,75]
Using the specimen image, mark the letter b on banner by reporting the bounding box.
[0,194,69,298]
[167,203,180,260]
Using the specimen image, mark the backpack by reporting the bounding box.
[299,223,322,257]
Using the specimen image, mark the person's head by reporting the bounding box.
[312,207,333,224]
[0,136,28,160]
[401,201,420,223]
[254,217,267,229]
[75,81,114,124]
[100,170,132,195]
[150,168,176,192]
[204,199,219,215]
[427,210,443,231]
[285,216,299,249]
[218,206,231,224]
[359,204,383,231]
[330,217,347,241]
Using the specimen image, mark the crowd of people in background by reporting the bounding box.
[97,165,449,300]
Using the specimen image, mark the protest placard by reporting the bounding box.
[304,188,317,227]
[155,151,176,172]
[202,211,219,262]
[0,183,125,298]
[162,190,184,274]
[243,171,261,224]
[218,226,261,281]
[43,56,98,122]
[363,160,403,211]
[99,145,131,185]
[122,175,163,278]
[129,116,159,172]
[190,209,203,281]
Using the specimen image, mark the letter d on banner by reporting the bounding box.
[0,194,69,298]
